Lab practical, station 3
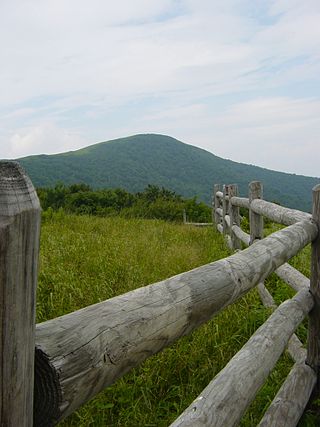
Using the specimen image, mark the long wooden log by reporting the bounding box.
[34,219,317,426]
[257,362,316,427]
[231,219,308,362]
[231,225,250,246]
[275,263,310,292]
[257,283,276,309]
[170,289,314,427]
[250,199,311,225]
[256,282,305,363]
[0,162,41,427]
[229,196,250,209]
[287,334,307,364]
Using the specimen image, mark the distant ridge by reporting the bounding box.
[15,134,319,211]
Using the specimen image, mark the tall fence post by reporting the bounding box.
[307,184,320,394]
[222,184,229,235]
[213,184,221,226]
[249,181,264,243]
[229,184,241,250]
[0,162,41,426]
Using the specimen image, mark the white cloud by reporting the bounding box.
[206,97,320,176]
[0,0,320,177]
[5,122,88,159]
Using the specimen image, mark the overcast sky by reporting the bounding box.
[1,0,320,177]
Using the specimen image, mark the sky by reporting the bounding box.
[1,0,320,177]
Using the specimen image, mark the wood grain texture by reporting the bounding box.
[257,362,316,427]
[34,219,317,426]
[307,184,320,390]
[250,199,311,226]
[170,289,313,427]
[0,161,41,427]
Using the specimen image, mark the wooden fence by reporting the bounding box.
[0,162,319,427]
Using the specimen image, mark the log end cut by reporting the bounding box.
[34,347,62,427]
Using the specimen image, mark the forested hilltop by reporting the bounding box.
[38,183,211,223]
[16,134,319,212]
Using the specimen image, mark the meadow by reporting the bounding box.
[37,212,318,426]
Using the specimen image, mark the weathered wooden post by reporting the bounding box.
[307,184,320,393]
[249,181,267,303]
[182,209,187,224]
[213,184,221,227]
[222,184,229,235]
[0,162,41,426]
[249,181,264,243]
[229,184,241,250]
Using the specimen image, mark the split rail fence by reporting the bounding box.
[0,161,319,427]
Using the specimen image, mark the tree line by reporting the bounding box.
[37,183,211,223]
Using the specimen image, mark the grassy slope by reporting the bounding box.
[18,134,319,211]
[38,214,318,426]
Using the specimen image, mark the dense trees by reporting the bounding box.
[38,183,211,223]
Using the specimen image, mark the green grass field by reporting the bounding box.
[37,213,319,426]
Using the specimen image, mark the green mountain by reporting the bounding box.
[15,134,319,212]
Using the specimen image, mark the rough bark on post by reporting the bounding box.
[307,184,320,394]
[249,181,264,243]
[213,184,221,227]
[228,184,241,250]
[0,161,41,427]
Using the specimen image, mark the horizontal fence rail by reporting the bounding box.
[171,289,313,427]
[35,218,317,425]
[1,162,320,427]
[213,180,320,426]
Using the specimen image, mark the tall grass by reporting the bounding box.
[37,213,318,426]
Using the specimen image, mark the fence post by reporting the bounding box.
[213,184,221,226]
[0,162,41,426]
[222,184,229,235]
[183,209,187,224]
[307,184,320,393]
[249,181,264,244]
[229,184,241,250]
